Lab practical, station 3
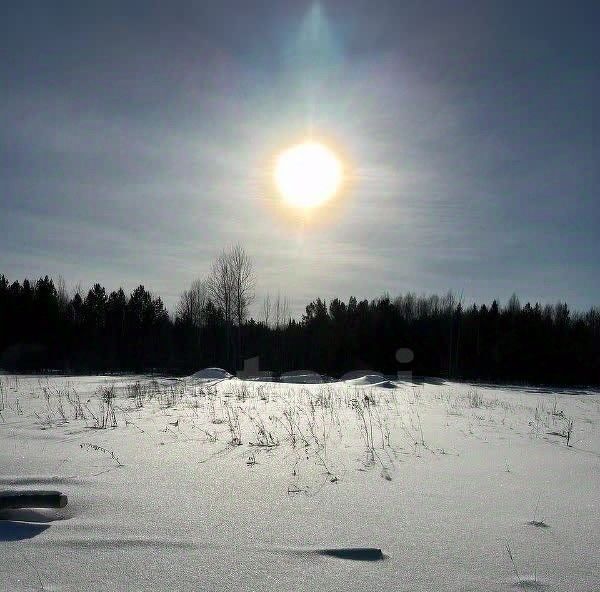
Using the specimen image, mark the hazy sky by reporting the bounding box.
[2,1,599,315]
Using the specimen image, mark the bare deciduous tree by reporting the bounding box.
[176,278,208,327]
[260,292,290,328]
[230,244,255,328]
[273,292,290,329]
[262,294,271,327]
[208,250,235,327]
[207,245,255,367]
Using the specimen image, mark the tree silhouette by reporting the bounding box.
[0,271,598,385]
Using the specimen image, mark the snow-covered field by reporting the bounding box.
[1,371,599,591]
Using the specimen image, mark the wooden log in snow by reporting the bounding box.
[318,547,384,561]
[0,490,68,510]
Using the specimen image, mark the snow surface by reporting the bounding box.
[1,373,599,591]
[341,374,397,389]
[188,367,233,380]
[279,371,327,384]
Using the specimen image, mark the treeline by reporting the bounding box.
[1,274,599,385]
[0,276,172,372]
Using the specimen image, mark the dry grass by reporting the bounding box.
[11,374,579,494]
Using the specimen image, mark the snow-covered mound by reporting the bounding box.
[279,371,324,384]
[341,374,397,389]
[188,367,233,380]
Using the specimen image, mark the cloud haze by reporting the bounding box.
[2,1,599,314]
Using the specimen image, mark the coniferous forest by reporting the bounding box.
[1,272,599,386]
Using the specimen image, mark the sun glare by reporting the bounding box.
[275,141,342,208]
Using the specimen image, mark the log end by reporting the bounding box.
[0,490,69,510]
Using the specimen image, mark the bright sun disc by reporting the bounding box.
[275,141,342,208]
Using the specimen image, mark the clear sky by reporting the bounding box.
[2,1,599,315]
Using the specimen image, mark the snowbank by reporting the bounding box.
[279,371,324,384]
[341,374,397,389]
[187,367,233,381]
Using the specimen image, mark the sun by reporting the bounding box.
[274,141,342,208]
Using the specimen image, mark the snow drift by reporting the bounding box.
[341,374,397,389]
[187,367,233,381]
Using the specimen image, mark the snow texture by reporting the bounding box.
[188,367,233,380]
[0,373,599,591]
